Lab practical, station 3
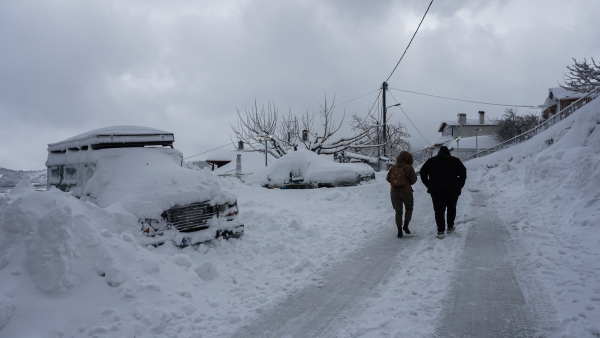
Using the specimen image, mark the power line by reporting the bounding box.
[386,0,434,82]
[389,87,537,108]
[184,143,232,160]
[388,90,431,145]
[333,89,380,109]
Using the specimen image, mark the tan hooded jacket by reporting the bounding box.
[386,151,418,193]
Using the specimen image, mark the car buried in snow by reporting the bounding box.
[245,149,376,189]
[45,126,243,246]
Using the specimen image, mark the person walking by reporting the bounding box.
[419,146,467,239]
[386,151,418,238]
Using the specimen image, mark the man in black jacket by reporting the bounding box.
[420,146,467,239]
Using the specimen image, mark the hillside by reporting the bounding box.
[0,168,46,187]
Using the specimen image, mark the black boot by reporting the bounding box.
[397,226,403,238]
[403,220,411,234]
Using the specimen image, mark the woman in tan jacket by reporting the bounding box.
[385,151,418,238]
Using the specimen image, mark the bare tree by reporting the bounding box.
[492,108,539,143]
[232,94,378,159]
[349,113,411,159]
[230,101,291,159]
[560,57,600,93]
[296,94,373,155]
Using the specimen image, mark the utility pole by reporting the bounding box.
[382,82,388,159]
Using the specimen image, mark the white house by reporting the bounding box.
[425,111,498,159]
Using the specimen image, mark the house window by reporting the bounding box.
[442,126,453,137]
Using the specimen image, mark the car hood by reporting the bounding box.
[82,148,235,219]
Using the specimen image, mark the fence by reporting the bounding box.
[462,86,600,162]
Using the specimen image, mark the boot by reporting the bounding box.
[397,226,403,238]
[402,220,411,235]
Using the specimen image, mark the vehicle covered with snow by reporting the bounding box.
[45,126,243,244]
[245,149,375,188]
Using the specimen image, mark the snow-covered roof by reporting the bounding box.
[48,126,174,152]
[539,87,585,108]
[343,151,377,164]
[548,87,584,101]
[438,119,495,132]
[209,150,277,176]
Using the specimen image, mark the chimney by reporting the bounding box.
[458,113,467,125]
[238,140,244,151]
[478,111,485,124]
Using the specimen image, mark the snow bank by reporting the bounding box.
[245,148,374,187]
[0,170,397,337]
[466,96,600,337]
[1,183,137,295]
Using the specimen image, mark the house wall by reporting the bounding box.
[459,125,494,138]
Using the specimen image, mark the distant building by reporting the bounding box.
[540,87,584,120]
[425,111,498,159]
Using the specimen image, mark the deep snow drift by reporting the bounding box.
[1,97,600,337]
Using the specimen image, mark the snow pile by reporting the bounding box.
[1,183,136,294]
[466,96,600,337]
[245,148,374,187]
[0,167,395,337]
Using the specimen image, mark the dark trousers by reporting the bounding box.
[430,192,459,232]
[390,190,414,228]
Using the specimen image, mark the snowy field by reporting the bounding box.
[1,97,600,337]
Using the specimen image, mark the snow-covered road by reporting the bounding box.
[434,188,537,338]
[229,180,480,338]
[230,182,560,338]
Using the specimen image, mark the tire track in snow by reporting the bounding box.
[433,189,538,338]
[229,226,422,338]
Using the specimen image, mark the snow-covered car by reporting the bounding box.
[245,149,375,188]
[45,126,243,245]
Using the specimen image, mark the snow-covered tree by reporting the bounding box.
[492,108,539,143]
[560,57,600,93]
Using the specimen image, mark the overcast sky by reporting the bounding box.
[1,0,599,170]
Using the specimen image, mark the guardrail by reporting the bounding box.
[463,86,600,161]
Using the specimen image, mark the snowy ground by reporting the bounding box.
[1,97,600,337]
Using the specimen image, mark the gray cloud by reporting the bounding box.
[1,0,599,169]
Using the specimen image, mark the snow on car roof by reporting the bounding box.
[48,125,174,152]
[245,149,374,187]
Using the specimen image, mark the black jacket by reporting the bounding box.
[420,147,467,195]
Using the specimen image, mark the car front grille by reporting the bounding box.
[162,202,217,233]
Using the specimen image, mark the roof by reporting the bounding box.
[539,87,585,108]
[548,87,584,100]
[438,119,495,132]
[48,126,174,152]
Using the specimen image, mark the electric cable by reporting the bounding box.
[184,143,232,160]
[389,87,537,108]
[333,88,380,109]
[386,0,434,82]
[388,90,431,145]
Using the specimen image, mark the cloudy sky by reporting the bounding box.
[1,0,599,170]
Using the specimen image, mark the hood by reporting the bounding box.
[395,151,414,165]
[438,146,451,156]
